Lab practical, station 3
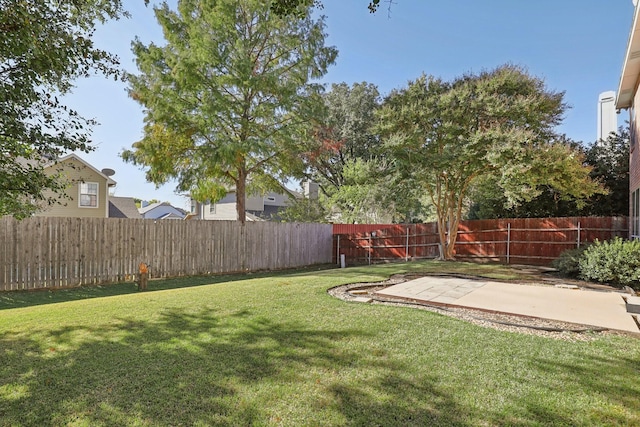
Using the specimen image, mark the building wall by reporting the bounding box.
[201,202,238,221]
[35,157,109,218]
[216,192,264,211]
[263,191,292,207]
[630,90,640,238]
[246,195,264,211]
[196,191,291,221]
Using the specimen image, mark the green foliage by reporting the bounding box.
[468,126,628,219]
[582,126,630,216]
[326,158,388,223]
[578,237,640,289]
[0,0,127,218]
[278,197,328,223]
[304,82,382,190]
[300,81,426,222]
[378,65,599,259]
[270,0,320,17]
[123,0,337,223]
[270,0,383,15]
[551,246,589,277]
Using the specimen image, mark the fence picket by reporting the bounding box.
[333,217,628,266]
[0,217,332,291]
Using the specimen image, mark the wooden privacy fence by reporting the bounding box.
[0,217,333,291]
[333,217,628,266]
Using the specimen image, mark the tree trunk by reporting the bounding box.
[436,205,460,261]
[444,201,460,260]
[444,231,456,260]
[236,167,247,225]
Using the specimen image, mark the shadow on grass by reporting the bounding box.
[0,265,337,311]
[0,260,534,312]
[0,307,470,426]
[328,374,470,426]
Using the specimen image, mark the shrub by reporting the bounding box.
[578,237,640,289]
[552,246,589,277]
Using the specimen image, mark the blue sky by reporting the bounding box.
[65,0,636,209]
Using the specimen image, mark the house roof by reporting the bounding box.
[138,202,163,214]
[616,4,640,109]
[158,212,184,220]
[47,154,117,186]
[138,202,187,218]
[108,197,142,219]
[138,202,174,214]
[246,212,264,221]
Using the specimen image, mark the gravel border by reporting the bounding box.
[328,274,636,342]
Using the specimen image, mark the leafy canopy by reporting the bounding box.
[299,82,426,223]
[378,65,603,259]
[302,82,381,190]
[0,0,127,218]
[468,127,628,219]
[270,0,385,15]
[123,0,337,223]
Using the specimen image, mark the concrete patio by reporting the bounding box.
[375,276,639,333]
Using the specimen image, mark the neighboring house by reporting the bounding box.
[35,154,116,218]
[190,191,290,221]
[616,3,640,238]
[190,182,318,221]
[138,201,187,220]
[108,197,142,219]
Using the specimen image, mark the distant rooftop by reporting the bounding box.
[109,197,142,219]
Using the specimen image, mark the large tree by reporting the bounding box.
[123,0,336,223]
[378,65,603,259]
[468,127,629,219]
[582,126,629,216]
[0,0,127,218]
[301,82,426,223]
[271,0,388,15]
[303,82,381,191]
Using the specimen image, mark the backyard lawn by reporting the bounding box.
[0,261,638,426]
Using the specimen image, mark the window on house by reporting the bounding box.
[79,182,98,207]
[190,200,196,214]
[633,188,640,240]
[266,196,276,202]
[209,203,216,213]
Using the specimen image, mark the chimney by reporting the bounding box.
[303,181,319,200]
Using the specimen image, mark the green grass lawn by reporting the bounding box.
[0,261,638,426]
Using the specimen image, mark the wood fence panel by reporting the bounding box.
[333,217,628,266]
[0,218,333,291]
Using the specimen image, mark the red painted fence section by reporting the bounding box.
[332,224,396,234]
[332,217,628,266]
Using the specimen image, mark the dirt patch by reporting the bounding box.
[328,273,634,342]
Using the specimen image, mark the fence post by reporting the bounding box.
[577,221,581,248]
[336,235,340,265]
[368,232,374,265]
[405,227,409,261]
[507,223,511,264]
